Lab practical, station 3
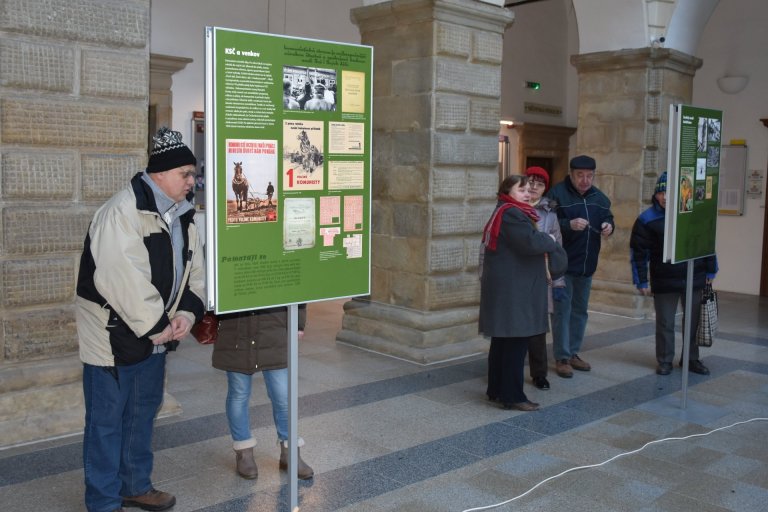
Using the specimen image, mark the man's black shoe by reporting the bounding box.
[689,360,710,375]
[533,376,550,390]
[679,360,710,375]
[656,363,672,375]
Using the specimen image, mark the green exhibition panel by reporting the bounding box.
[664,105,723,264]
[205,27,373,313]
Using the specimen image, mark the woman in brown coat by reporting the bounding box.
[212,305,313,480]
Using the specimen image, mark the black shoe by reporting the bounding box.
[688,360,710,375]
[502,401,539,411]
[656,363,672,375]
[533,376,550,389]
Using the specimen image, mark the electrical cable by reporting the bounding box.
[461,417,768,512]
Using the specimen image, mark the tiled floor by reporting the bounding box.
[1,292,767,511]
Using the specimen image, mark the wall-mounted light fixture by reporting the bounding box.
[717,75,749,94]
[499,119,516,128]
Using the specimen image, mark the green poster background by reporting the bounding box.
[207,27,372,313]
[666,104,722,263]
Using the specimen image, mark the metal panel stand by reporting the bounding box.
[288,303,299,511]
[680,260,693,409]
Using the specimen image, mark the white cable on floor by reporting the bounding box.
[461,417,768,512]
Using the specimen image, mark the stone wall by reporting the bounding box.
[368,15,503,310]
[0,0,151,446]
[570,48,701,317]
[338,0,515,363]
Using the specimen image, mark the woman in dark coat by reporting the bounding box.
[212,305,313,480]
[479,175,567,411]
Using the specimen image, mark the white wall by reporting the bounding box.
[150,0,362,144]
[693,0,768,294]
[572,0,647,53]
[499,0,578,169]
[564,2,579,133]
[281,0,363,43]
[500,0,575,128]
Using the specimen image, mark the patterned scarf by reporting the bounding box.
[482,193,540,251]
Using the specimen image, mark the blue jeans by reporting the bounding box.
[552,274,592,361]
[82,353,165,512]
[226,368,288,443]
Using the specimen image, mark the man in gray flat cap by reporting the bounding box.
[547,155,614,378]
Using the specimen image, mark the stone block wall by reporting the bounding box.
[0,0,150,446]
[359,1,511,313]
[416,18,502,312]
[339,0,514,363]
[0,0,150,366]
[571,48,701,317]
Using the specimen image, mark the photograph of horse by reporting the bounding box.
[232,161,249,211]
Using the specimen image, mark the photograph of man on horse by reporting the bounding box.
[288,130,323,173]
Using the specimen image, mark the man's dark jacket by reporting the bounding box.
[630,194,717,294]
[547,177,614,277]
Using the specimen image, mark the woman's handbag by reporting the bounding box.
[696,283,718,347]
[191,312,219,344]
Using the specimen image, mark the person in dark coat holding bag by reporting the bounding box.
[630,172,718,376]
[479,175,568,411]
[212,305,314,480]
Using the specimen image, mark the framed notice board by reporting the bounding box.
[717,144,747,215]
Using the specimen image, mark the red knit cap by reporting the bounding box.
[525,166,550,192]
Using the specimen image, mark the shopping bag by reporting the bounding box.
[695,283,718,347]
[191,312,219,344]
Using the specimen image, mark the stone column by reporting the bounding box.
[0,0,154,447]
[569,48,702,318]
[336,0,514,364]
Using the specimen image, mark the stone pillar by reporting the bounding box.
[336,0,514,364]
[0,0,156,447]
[570,48,702,318]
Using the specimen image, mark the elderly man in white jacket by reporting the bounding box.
[76,128,205,512]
